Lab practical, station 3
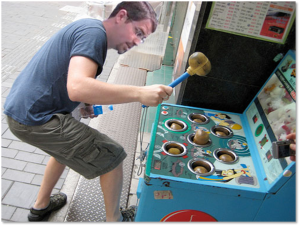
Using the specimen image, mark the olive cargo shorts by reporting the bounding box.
[7,114,127,179]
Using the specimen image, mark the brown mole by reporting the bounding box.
[193,129,209,145]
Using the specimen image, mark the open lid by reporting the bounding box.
[243,50,296,193]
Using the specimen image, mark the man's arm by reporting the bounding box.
[67,56,172,106]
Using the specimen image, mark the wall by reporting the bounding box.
[173,1,203,102]
[178,2,296,113]
[169,2,189,62]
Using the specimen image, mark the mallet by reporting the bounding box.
[142,52,211,108]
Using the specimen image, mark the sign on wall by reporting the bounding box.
[206,2,295,44]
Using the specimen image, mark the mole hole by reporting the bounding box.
[166,143,184,153]
[192,161,211,171]
[214,127,229,136]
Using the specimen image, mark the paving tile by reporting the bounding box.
[11,208,29,222]
[2,169,35,183]
[1,81,14,88]
[2,167,7,176]
[1,179,13,199]
[1,86,9,94]
[1,139,12,148]
[1,147,18,158]
[31,174,63,189]
[23,162,46,175]
[1,123,8,135]
[30,174,43,186]
[2,182,40,209]
[54,178,65,190]
[1,204,16,220]
[2,129,20,141]
[1,157,27,171]
[42,155,50,165]
[34,148,48,155]
[9,141,36,153]
[15,151,45,164]
[1,88,11,98]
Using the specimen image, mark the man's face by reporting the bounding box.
[115,18,153,54]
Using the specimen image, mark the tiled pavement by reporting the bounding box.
[2,1,172,222]
[1,1,107,222]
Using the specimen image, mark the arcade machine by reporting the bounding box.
[135,50,296,221]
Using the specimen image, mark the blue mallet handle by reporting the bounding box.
[142,72,191,108]
[168,72,190,88]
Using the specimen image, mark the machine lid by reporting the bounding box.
[243,50,296,193]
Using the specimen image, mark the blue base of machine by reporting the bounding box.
[136,51,296,222]
[135,104,295,222]
[135,173,295,221]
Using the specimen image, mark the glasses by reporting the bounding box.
[129,19,146,43]
[134,27,146,43]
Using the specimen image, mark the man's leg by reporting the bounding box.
[33,157,66,209]
[100,161,123,222]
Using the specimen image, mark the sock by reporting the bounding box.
[32,201,50,211]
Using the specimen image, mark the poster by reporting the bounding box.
[206,1,295,44]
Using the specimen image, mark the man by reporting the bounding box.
[4,2,172,222]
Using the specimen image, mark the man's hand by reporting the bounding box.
[79,105,98,119]
[286,133,296,162]
[138,85,173,107]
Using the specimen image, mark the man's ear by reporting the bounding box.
[115,9,128,23]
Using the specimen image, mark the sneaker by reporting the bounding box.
[28,192,67,221]
[120,205,136,222]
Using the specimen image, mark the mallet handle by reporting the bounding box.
[168,72,191,88]
[142,72,191,108]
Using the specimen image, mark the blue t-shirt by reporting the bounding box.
[4,18,107,126]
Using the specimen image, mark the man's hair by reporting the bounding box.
[109,1,158,32]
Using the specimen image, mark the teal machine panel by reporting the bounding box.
[135,50,295,222]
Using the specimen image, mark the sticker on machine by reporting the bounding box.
[161,209,217,222]
[154,190,173,200]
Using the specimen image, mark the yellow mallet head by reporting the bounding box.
[187,52,211,76]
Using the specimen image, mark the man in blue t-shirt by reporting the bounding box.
[4,2,172,222]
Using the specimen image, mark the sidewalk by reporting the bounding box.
[2,1,170,222]
[2,1,95,221]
